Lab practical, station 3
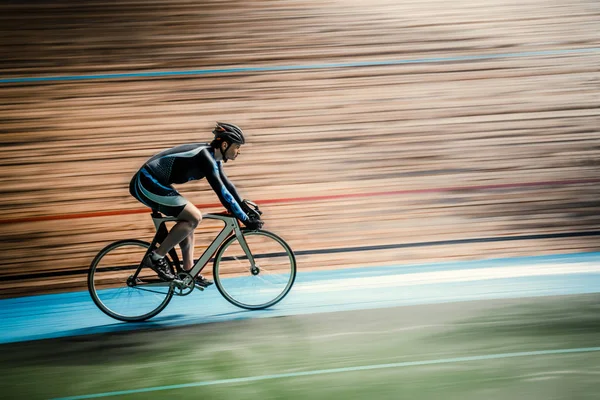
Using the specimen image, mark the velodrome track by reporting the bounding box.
[1,252,599,399]
[1,0,600,297]
[2,251,600,344]
[1,1,600,397]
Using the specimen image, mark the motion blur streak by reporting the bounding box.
[1,177,599,225]
[2,46,599,84]
[51,347,600,400]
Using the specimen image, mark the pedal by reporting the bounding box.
[194,283,205,291]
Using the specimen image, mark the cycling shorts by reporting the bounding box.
[129,167,188,217]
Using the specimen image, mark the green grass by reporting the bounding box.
[2,294,599,400]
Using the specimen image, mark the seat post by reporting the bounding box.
[151,210,162,219]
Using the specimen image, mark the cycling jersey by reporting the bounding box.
[129,143,248,220]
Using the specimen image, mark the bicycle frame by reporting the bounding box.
[134,212,257,286]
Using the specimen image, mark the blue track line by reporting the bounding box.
[2,47,599,84]
[1,251,599,344]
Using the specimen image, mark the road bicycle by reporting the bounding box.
[88,201,296,322]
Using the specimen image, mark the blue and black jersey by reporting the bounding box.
[129,143,248,220]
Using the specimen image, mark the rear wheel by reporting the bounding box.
[213,230,296,310]
[88,239,174,322]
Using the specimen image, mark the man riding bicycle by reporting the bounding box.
[129,122,263,286]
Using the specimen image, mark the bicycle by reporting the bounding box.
[88,201,296,322]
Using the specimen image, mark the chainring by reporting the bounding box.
[172,271,195,296]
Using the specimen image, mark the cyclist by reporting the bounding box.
[129,122,263,286]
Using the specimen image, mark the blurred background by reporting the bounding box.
[1,1,600,399]
[1,0,599,297]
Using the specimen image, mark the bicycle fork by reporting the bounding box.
[233,223,260,274]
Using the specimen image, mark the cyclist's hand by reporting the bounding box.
[241,199,253,214]
[242,199,262,219]
[243,216,264,230]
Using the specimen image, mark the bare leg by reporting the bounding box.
[179,231,195,271]
[154,203,202,258]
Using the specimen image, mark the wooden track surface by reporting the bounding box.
[1,0,599,297]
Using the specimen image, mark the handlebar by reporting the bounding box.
[243,199,263,218]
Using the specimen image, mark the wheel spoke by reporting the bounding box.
[214,230,296,309]
[88,240,174,322]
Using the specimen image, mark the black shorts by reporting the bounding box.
[129,167,188,217]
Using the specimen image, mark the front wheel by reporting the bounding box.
[213,230,296,310]
[88,239,174,322]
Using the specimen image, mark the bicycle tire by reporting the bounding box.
[88,239,174,322]
[213,229,296,310]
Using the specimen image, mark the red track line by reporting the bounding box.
[1,178,599,225]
